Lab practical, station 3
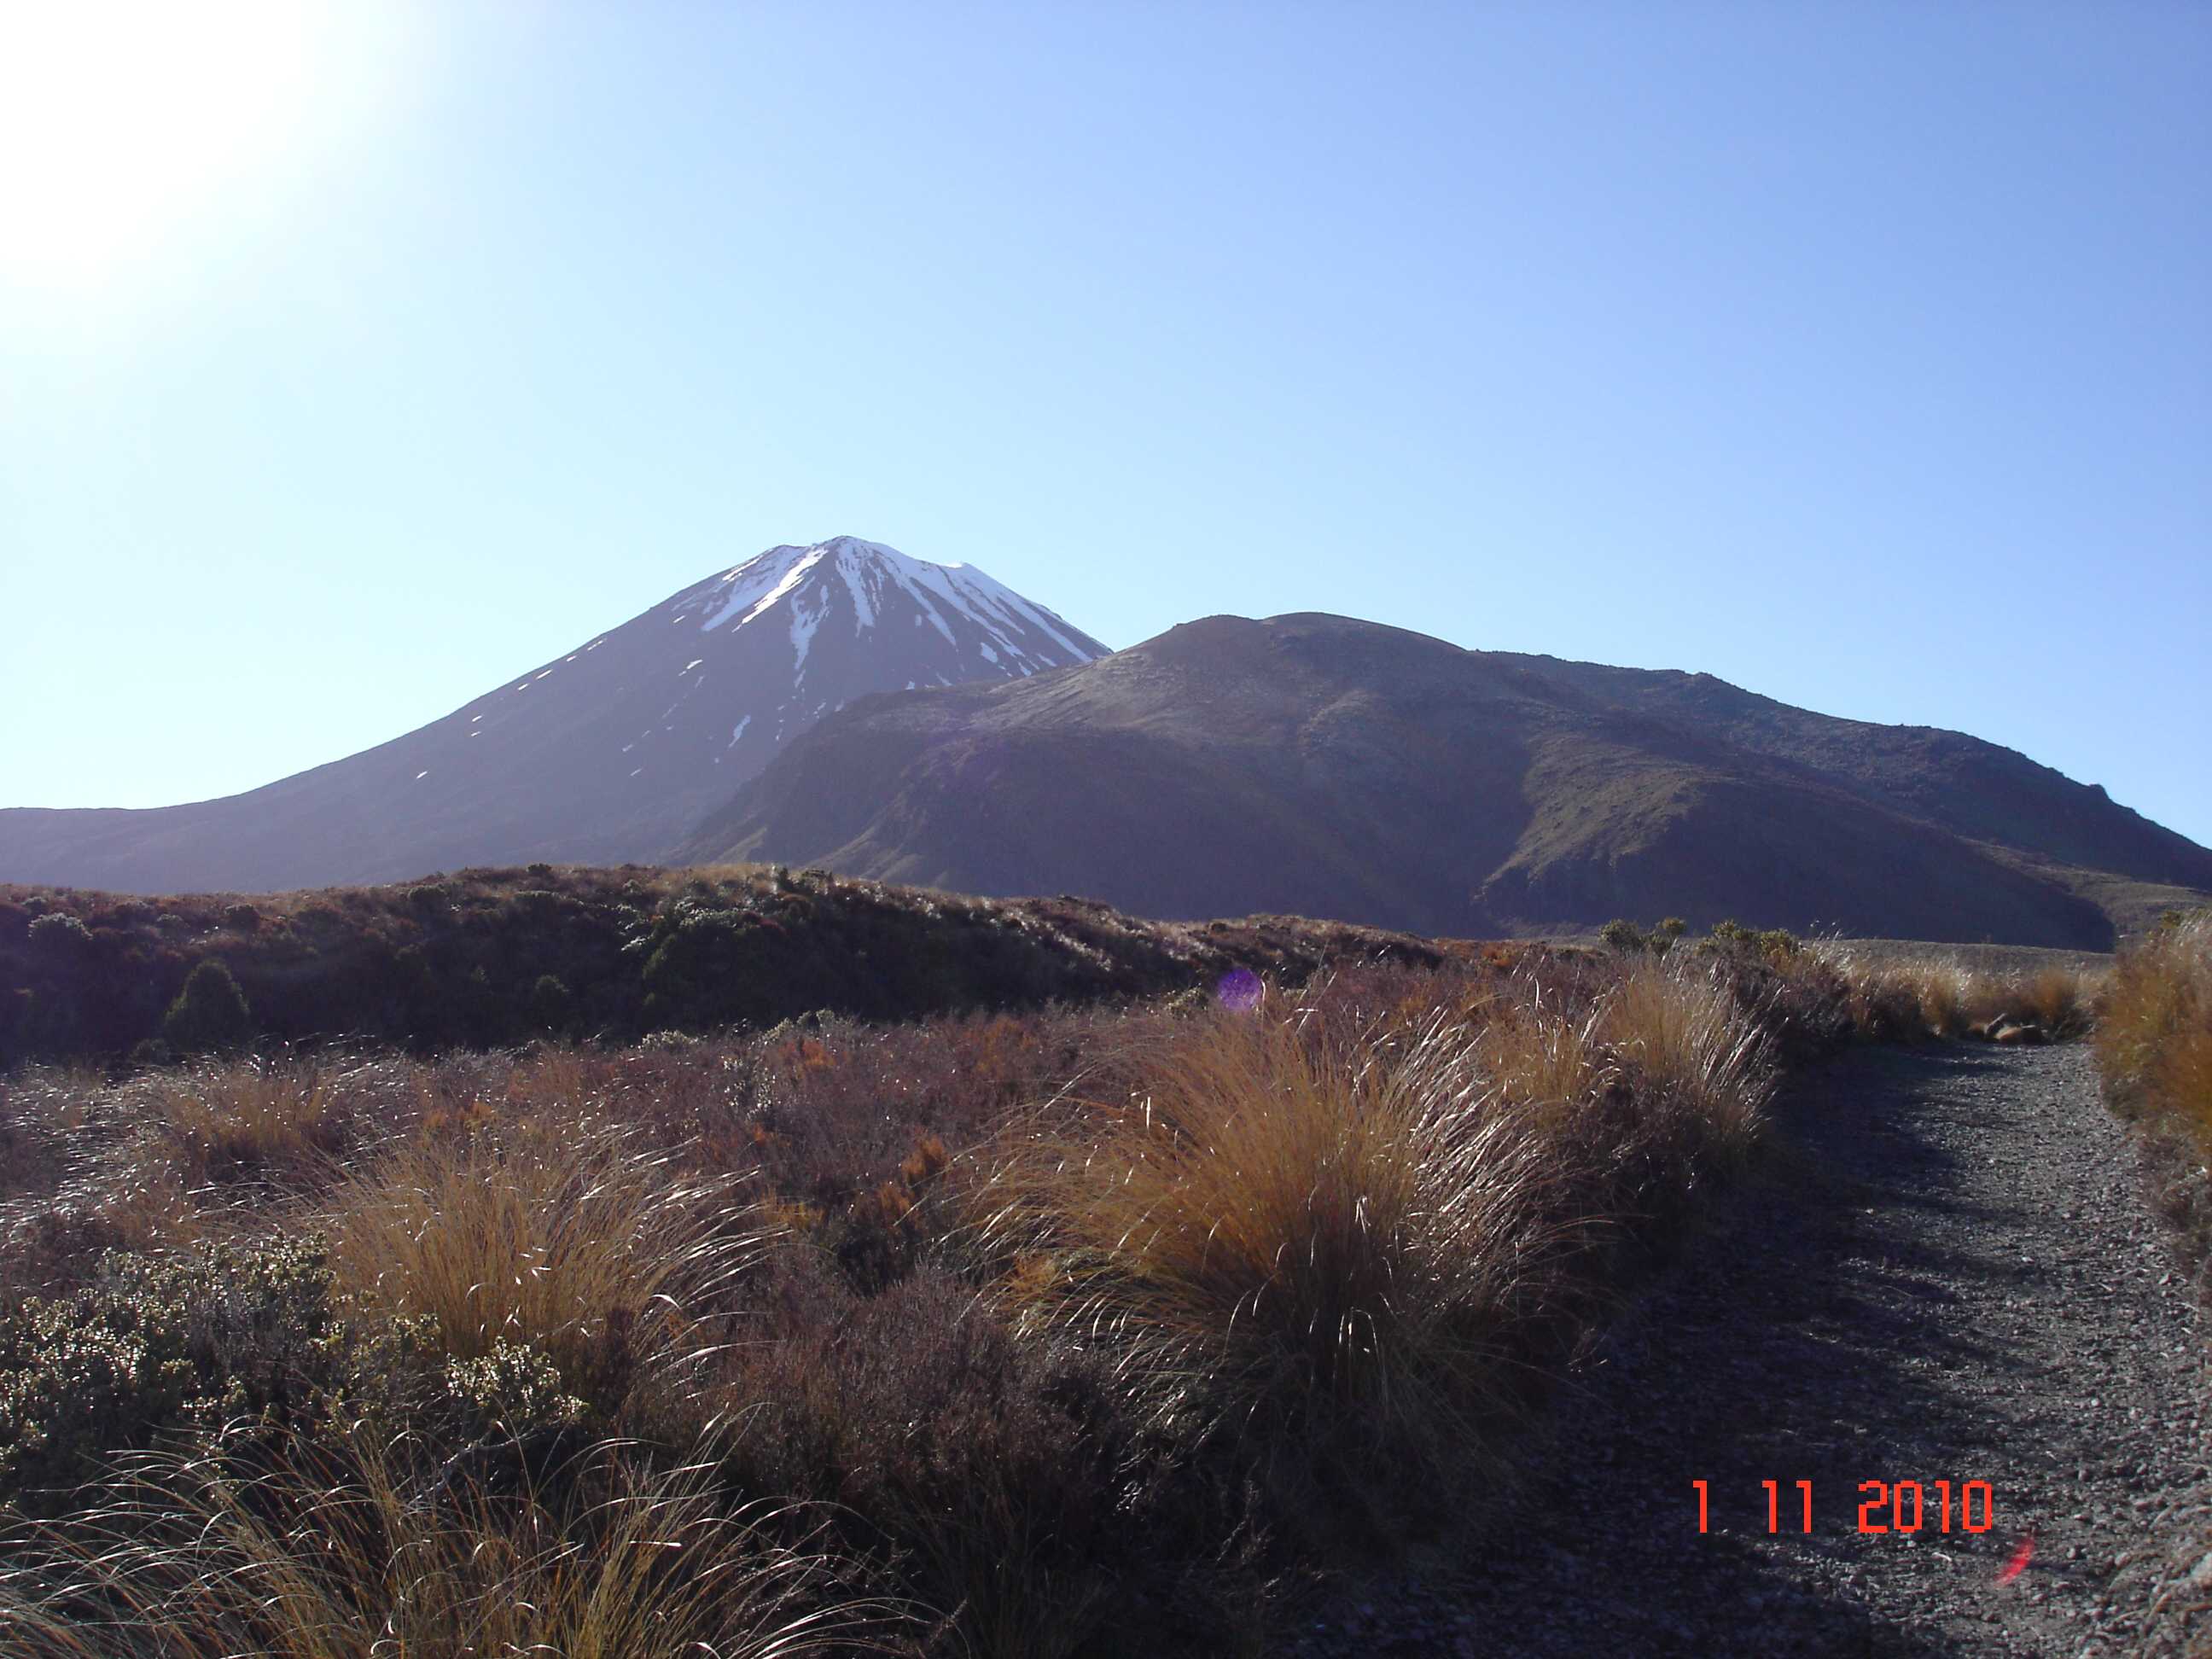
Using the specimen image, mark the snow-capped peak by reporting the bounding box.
[670,536,1103,679]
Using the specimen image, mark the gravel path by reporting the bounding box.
[1292,1045,2212,1656]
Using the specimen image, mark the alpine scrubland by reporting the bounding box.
[0,894,2136,1657]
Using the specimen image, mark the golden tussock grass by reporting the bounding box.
[2017,965,2094,1037]
[979,998,1582,1467]
[1808,944,2104,1043]
[2097,912,2212,1147]
[144,1057,349,1189]
[1597,963,1775,1159]
[321,1118,765,1407]
[1474,989,1606,1119]
[975,968,1773,1480]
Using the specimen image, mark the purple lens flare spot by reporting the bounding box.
[1216,968,1262,1011]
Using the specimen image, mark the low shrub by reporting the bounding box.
[707,1256,1142,1656]
[0,1237,363,1512]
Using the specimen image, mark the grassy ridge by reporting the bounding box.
[0,917,2112,1656]
[0,865,1462,1068]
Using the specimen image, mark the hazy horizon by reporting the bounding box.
[4,3,2207,846]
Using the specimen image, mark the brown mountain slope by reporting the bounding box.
[1504,655,2211,932]
[673,614,2212,948]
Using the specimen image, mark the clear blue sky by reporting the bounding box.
[4,3,2208,845]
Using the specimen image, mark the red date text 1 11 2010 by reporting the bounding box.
[1691,1481,1994,1535]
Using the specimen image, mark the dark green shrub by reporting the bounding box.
[406,882,455,917]
[17,988,82,1057]
[27,911,92,963]
[528,973,576,1033]
[1599,918,1647,955]
[223,903,263,933]
[515,889,570,923]
[163,960,254,1055]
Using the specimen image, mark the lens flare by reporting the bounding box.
[1216,968,1262,1012]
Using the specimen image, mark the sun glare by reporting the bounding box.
[0,0,383,288]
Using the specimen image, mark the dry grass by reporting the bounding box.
[2097,912,2212,1148]
[2017,966,2093,1039]
[321,1118,764,1410]
[971,963,1777,1520]
[1808,942,2105,1043]
[0,1425,902,1657]
[1598,963,1775,1156]
[1912,963,1971,1037]
[143,1057,352,1189]
[0,949,1875,1655]
[980,998,1577,1465]
[1473,988,1606,1120]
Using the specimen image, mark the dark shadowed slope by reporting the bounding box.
[0,538,1107,894]
[676,614,2211,947]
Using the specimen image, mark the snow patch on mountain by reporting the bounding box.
[686,544,808,631]
[731,547,830,632]
[789,585,827,676]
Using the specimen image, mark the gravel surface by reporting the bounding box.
[1290,1045,2212,1656]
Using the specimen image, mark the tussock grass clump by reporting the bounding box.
[145,1057,350,1189]
[1474,989,1604,1119]
[1598,963,1775,1160]
[975,965,1778,1518]
[323,1120,761,1413]
[2015,965,2094,1039]
[1807,943,2104,1043]
[978,996,1591,1479]
[0,1425,903,1658]
[2098,912,2212,1147]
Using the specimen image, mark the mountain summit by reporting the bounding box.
[578,535,1103,799]
[0,538,1108,893]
